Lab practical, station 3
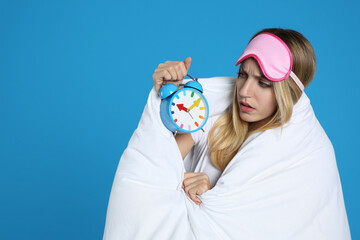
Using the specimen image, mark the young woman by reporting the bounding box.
[104,28,350,239]
[153,28,318,205]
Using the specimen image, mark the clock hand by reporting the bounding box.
[176,104,188,112]
[187,111,194,119]
[188,98,201,111]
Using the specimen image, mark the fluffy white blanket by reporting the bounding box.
[103,77,350,240]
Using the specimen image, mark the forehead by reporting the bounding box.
[240,57,263,72]
[240,58,265,77]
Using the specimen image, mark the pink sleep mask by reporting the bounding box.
[235,32,304,91]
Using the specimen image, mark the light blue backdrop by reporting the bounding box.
[1,0,358,239]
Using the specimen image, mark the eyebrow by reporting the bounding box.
[239,67,267,79]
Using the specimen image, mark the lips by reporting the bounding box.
[240,101,254,109]
[239,101,255,113]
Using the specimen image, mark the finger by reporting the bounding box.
[184,181,209,196]
[167,66,178,80]
[184,172,209,180]
[164,60,177,64]
[183,176,201,187]
[153,69,172,82]
[163,69,173,81]
[184,172,200,178]
[165,79,182,88]
[158,70,173,87]
[174,64,185,80]
[178,62,187,78]
[153,70,173,93]
[184,57,192,71]
[183,180,210,195]
[183,172,208,184]
[154,67,166,72]
[187,194,201,205]
[184,172,201,180]
[187,191,200,203]
[186,185,202,203]
[152,72,163,94]
[154,65,175,72]
[194,197,202,205]
[180,62,187,77]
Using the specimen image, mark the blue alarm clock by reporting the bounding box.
[159,74,209,134]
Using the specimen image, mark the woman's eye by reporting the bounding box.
[238,72,247,78]
[259,81,271,88]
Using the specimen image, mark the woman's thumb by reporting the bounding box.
[184,57,192,70]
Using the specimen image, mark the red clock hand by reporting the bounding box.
[176,104,188,112]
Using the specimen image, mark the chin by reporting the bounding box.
[239,112,257,123]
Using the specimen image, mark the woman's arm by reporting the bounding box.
[177,133,210,205]
[152,58,194,158]
[175,133,195,159]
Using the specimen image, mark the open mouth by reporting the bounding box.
[240,102,254,109]
[239,101,255,113]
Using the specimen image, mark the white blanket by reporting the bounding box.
[103,77,351,240]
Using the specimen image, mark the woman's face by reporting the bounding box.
[236,58,277,124]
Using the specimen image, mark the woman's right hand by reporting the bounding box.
[152,57,192,95]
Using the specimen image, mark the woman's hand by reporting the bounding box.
[152,57,192,95]
[182,172,211,205]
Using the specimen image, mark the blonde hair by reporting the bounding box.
[208,28,317,171]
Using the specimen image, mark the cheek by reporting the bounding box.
[266,94,277,114]
[236,79,245,93]
[259,92,277,114]
[235,81,241,97]
[269,99,277,114]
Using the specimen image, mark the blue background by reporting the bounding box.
[1,0,358,239]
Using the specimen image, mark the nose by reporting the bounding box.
[238,77,255,98]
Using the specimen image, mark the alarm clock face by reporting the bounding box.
[170,88,209,132]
